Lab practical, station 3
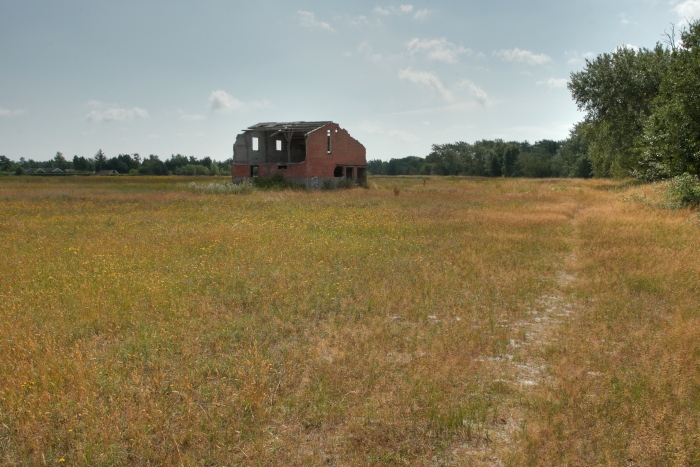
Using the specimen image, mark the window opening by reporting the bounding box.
[346,167,354,179]
[276,140,282,151]
[334,166,343,177]
[250,165,259,177]
[252,137,259,151]
[327,130,332,154]
[278,165,287,170]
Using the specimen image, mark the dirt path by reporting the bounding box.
[455,207,583,466]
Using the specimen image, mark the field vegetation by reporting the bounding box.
[1,175,698,465]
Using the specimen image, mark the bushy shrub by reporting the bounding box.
[252,174,303,191]
[665,173,700,207]
[336,178,357,189]
[188,181,254,194]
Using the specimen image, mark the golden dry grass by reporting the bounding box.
[0,175,698,465]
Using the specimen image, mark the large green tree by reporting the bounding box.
[568,44,671,177]
[53,151,69,170]
[94,149,107,171]
[638,21,700,179]
[0,155,11,172]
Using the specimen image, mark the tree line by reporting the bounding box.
[0,150,233,176]
[369,136,591,178]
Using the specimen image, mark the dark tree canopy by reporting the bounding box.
[568,20,700,180]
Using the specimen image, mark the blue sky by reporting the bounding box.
[1,0,699,162]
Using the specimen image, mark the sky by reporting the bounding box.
[1,1,699,163]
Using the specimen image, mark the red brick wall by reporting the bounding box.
[232,164,249,178]
[304,123,366,178]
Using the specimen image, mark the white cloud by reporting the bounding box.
[388,129,420,143]
[0,106,26,117]
[413,9,429,19]
[398,67,452,101]
[356,120,419,143]
[494,48,551,65]
[350,15,381,26]
[357,120,385,134]
[406,38,472,63]
[176,109,205,121]
[435,123,477,135]
[208,90,270,113]
[208,90,245,112]
[619,13,630,25]
[297,11,335,32]
[536,78,568,89]
[358,42,383,62]
[675,0,700,23]
[390,101,483,115]
[84,101,149,122]
[615,44,639,52]
[373,4,428,19]
[457,80,489,105]
[566,50,596,66]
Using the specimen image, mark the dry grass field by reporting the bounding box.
[0,175,698,466]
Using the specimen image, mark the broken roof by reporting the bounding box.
[244,121,333,134]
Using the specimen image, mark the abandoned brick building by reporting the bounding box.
[231,121,367,188]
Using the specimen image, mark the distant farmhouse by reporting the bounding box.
[232,121,366,188]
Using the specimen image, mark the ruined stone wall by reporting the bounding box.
[304,123,366,178]
[231,122,367,187]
